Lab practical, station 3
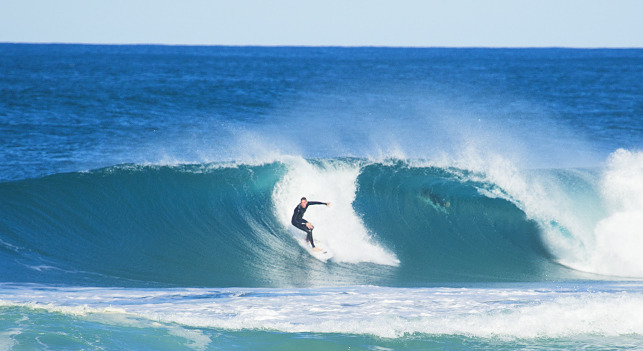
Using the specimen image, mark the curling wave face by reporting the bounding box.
[5,152,638,287]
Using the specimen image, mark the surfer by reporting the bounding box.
[291,197,330,252]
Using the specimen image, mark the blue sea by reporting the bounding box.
[1,44,642,350]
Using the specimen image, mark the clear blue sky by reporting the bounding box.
[1,0,642,47]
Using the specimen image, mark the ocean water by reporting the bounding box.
[1,44,642,349]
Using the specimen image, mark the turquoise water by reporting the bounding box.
[1,45,642,349]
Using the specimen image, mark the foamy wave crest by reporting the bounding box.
[272,157,399,266]
[590,149,643,277]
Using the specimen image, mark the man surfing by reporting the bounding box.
[291,197,330,252]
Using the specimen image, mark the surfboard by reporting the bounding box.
[289,227,334,262]
[301,239,334,262]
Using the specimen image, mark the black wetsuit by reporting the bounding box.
[291,201,326,248]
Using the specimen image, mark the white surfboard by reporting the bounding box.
[300,239,334,262]
[290,227,334,262]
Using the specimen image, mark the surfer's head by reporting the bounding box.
[300,197,308,207]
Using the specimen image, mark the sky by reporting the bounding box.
[1,0,642,47]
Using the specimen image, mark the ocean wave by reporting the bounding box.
[0,153,638,286]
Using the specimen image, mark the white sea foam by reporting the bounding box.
[271,157,399,266]
[0,328,20,351]
[589,149,643,277]
[2,284,643,339]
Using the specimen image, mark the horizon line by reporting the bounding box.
[2,41,642,50]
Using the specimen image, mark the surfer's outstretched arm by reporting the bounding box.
[306,201,330,207]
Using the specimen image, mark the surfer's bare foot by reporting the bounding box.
[313,247,323,252]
